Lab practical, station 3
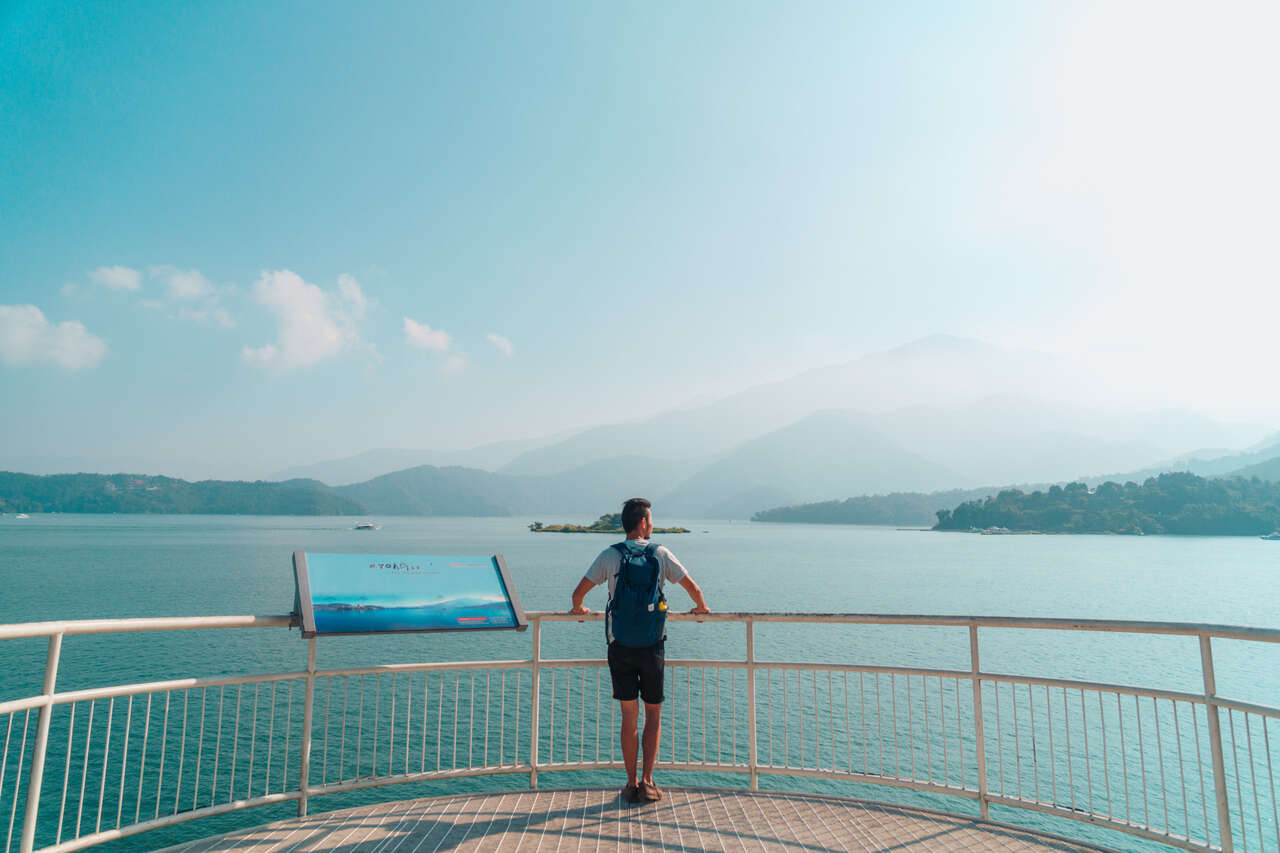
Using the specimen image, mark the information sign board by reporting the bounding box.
[292,552,526,637]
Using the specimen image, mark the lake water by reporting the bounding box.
[1,515,1278,851]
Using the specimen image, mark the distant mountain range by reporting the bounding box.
[8,336,1279,520]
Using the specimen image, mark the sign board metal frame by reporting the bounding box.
[292,551,527,638]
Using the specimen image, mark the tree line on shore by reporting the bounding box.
[933,472,1280,535]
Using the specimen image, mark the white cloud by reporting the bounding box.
[150,266,212,300]
[441,353,469,374]
[337,274,369,319]
[242,270,363,370]
[89,266,140,292]
[404,317,452,352]
[0,304,107,369]
[486,333,514,357]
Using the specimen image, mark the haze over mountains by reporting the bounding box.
[252,336,1277,519]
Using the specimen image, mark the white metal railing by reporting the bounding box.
[0,612,1278,853]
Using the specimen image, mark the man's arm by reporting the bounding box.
[678,574,710,615]
[570,577,596,615]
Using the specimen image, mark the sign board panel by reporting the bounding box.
[293,552,526,637]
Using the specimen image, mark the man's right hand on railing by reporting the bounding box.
[569,603,590,622]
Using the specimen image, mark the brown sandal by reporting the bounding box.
[621,783,640,803]
[640,781,663,801]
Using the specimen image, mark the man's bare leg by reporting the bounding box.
[641,701,662,785]
[619,700,640,787]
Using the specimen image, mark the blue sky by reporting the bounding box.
[2,1,1277,478]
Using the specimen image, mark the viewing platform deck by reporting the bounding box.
[162,787,1108,853]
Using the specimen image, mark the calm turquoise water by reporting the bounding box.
[1,515,1278,851]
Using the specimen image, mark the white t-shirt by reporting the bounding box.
[584,539,689,643]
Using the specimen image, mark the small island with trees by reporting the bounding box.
[933,472,1280,535]
[529,513,691,534]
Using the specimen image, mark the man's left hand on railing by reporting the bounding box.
[569,603,590,622]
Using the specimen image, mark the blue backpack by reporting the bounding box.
[605,542,668,648]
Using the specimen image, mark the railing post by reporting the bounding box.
[969,624,990,821]
[746,619,758,790]
[1200,634,1234,852]
[297,637,316,816]
[20,633,62,853]
[529,618,541,789]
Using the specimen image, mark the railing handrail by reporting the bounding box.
[2,610,1279,853]
[2,610,1279,643]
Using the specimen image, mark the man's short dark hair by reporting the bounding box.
[621,498,652,534]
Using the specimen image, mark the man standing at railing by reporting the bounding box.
[570,497,711,803]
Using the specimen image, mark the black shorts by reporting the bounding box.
[607,640,665,704]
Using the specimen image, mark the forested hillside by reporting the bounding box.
[0,472,364,515]
[933,473,1280,535]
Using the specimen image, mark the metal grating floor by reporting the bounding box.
[162,788,1114,852]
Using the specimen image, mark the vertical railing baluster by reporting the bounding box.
[969,624,989,820]
[783,670,789,768]
[828,671,836,776]
[245,685,257,800]
[1229,711,1246,851]
[174,691,188,813]
[923,674,931,785]
[875,673,883,775]
[1081,690,1094,816]
[265,682,276,794]
[387,673,396,776]
[512,669,520,767]
[371,674,380,777]
[20,632,62,853]
[1245,713,1262,851]
[1030,685,1040,803]
[404,673,412,776]
[340,678,349,780]
[1201,634,1234,851]
[529,618,541,787]
[281,683,291,795]
[1194,701,1209,844]
[1262,717,1277,853]
[1136,695,1149,828]
[76,700,94,836]
[889,673,897,777]
[548,667,555,767]
[296,637,316,816]
[191,691,204,815]
[155,692,170,818]
[7,710,31,853]
[1117,693,1129,824]
[1048,686,1058,806]
[746,620,757,787]
[994,682,1004,795]
[1,713,15,843]
[1174,700,1189,841]
[355,675,364,779]
[1099,692,1110,819]
[1011,683,1020,799]
[731,669,737,765]
[427,671,437,768]
[226,687,238,806]
[938,676,947,786]
[844,672,852,776]
[116,695,133,828]
[436,672,443,772]
[1063,689,1076,814]
[906,675,913,780]
[701,667,707,765]
[1155,698,1168,832]
[767,668,773,768]
[56,702,75,845]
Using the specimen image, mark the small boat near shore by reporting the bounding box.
[1262,531,1280,540]
[354,521,381,530]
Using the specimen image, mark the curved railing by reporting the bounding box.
[0,612,1278,853]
